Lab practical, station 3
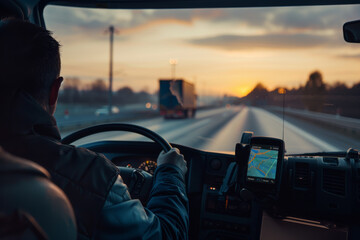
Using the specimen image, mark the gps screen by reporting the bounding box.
[247,145,279,184]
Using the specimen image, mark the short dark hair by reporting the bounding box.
[0,19,61,104]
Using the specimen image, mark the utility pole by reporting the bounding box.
[108,25,114,115]
[278,88,286,141]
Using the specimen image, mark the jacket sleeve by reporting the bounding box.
[94,164,189,240]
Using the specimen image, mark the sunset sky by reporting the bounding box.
[44,5,360,97]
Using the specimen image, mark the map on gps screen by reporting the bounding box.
[247,147,278,180]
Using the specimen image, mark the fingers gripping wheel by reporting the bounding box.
[158,148,187,175]
[61,123,173,203]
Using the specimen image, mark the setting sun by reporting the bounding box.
[233,85,253,97]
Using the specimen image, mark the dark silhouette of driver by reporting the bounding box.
[0,19,188,240]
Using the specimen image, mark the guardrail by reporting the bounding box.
[268,106,360,136]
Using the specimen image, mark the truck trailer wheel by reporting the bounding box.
[186,109,196,118]
[192,109,196,118]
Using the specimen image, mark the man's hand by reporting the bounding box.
[157,148,187,176]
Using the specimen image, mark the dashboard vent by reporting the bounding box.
[323,157,338,166]
[294,162,310,188]
[323,169,346,196]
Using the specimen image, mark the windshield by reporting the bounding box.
[44,5,360,154]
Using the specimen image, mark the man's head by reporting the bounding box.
[0,19,62,114]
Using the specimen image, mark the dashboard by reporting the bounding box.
[82,140,358,240]
[112,156,158,175]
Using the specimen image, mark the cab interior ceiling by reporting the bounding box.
[31,0,360,9]
[4,0,360,27]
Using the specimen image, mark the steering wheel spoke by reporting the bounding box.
[118,167,152,205]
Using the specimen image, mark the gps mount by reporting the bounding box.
[219,132,252,197]
[220,132,282,202]
[218,132,265,240]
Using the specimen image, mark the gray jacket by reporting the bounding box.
[95,164,189,240]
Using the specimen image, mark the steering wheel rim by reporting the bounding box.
[61,123,172,152]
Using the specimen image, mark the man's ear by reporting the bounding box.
[49,77,63,106]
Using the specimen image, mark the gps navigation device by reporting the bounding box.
[245,137,284,196]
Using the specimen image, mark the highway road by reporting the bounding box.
[61,106,360,154]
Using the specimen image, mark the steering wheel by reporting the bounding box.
[61,123,173,204]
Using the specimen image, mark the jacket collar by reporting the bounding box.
[0,89,61,140]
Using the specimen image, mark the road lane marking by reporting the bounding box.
[253,107,341,152]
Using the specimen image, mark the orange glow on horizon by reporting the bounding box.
[233,85,253,97]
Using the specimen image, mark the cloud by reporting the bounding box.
[271,6,360,31]
[44,7,273,35]
[45,7,211,35]
[188,33,332,50]
[338,53,360,59]
[272,8,336,30]
[44,5,360,38]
